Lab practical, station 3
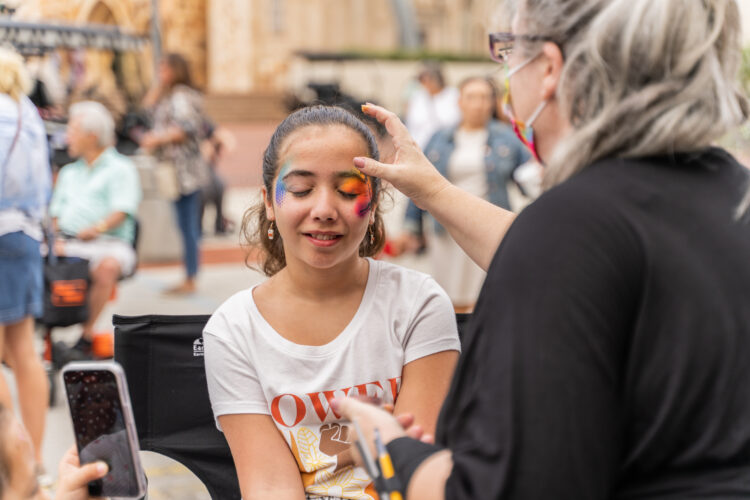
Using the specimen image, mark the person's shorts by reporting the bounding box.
[60,238,137,277]
[0,231,43,324]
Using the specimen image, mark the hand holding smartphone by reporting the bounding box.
[62,361,147,499]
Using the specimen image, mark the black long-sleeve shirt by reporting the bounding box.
[432,149,750,499]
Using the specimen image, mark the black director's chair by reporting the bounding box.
[112,312,473,500]
[113,314,241,500]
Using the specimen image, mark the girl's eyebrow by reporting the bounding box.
[335,171,367,181]
[281,169,315,181]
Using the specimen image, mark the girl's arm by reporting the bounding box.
[219,414,306,500]
[393,351,459,436]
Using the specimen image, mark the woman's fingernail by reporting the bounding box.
[96,462,108,474]
[330,398,341,411]
[353,157,366,169]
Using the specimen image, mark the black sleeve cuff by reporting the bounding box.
[386,437,443,498]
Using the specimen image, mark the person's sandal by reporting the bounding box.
[163,282,197,295]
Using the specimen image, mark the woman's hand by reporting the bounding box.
[54,446,108,500]
[331,397,433,468]
[354,104,451,210]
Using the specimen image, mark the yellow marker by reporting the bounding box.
[378,453,395,479]
[374,428,404,500]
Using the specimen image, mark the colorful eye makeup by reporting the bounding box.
[339,170,374,217]
[275,160,292,205]
[275,161,373,217]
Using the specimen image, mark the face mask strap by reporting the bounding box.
[525,99,548,129]
[506,55,537,78]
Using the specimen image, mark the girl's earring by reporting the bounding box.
[267,222,275,240]
[369,225,374,245]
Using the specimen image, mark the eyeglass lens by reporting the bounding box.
[489,34,514,63]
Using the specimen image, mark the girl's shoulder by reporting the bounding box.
[204,287,258,340]
[368,258,447,304]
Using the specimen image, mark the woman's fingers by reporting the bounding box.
[332,397,407,445]
[353,156,390,179]
[357,102,451,208]
[361,103,413,144]
[405,424,425,441]
[420,433,435,444]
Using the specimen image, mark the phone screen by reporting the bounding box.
[63,369,141,497]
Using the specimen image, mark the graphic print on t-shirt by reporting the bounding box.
[270,376,402,499]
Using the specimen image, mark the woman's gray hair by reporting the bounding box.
[515,0,749,198]
[69,101,116,148]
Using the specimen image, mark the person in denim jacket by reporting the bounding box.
[0,46,51,477]
[398,77,531,310]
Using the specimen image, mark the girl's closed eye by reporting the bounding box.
[286,181,313,197]
[338,177,368,199]
[289,188,312,197]
[338,189,359,200]
[338,175,373,217]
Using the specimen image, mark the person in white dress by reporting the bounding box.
[396,77,531,311]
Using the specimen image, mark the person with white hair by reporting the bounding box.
[50,100,142,360]
[0,45,51,478]
[335,0,750,498]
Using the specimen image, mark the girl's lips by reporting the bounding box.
[304,233,343,247]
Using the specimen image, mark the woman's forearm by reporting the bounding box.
[424,183,516,271]
[406,450,452,500]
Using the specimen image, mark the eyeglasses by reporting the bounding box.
[488,32,553,64]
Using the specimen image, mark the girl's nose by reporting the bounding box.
[310,189,337,221]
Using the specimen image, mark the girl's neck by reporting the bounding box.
[277,255,370,301]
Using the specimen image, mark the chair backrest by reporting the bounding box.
[113,312,472,500]
[455,312,471,341]
[113,314,241,500]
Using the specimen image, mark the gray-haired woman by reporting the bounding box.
[335,0,750,498]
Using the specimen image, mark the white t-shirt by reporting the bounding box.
[204,258,460,500]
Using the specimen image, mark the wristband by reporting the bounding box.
[95,221,108,233]
[385,437,442,498]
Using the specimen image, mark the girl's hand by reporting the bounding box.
[354,104,451,210]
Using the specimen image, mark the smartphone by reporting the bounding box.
[62,361,147,498]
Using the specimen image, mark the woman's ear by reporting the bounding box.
[262,187,275,221]
[540,41,565,101]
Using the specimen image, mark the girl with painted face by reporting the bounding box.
[333,0,750,499]
[202,106,460,500]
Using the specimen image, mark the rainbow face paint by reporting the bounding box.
[339,170,374,217]
[275,160,292,205]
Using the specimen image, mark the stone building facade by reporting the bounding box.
[12,0,498,95]
[11,0,749,115]
[206,0,498,94]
